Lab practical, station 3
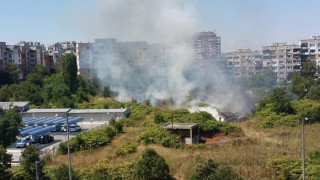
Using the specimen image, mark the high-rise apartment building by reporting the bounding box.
[223,49,263,79]
[299,36,320,66]
[193,31,221,61]
[262,43,301,82]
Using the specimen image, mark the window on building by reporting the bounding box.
[310,49,316,53]
[310,44,315,47]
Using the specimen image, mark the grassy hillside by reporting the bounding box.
[45,120,320,179]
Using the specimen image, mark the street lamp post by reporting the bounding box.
[302,117,308,180]
[36,146,55,180]
[56,108,72,180]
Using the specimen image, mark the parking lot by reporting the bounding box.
[7,121,107,166]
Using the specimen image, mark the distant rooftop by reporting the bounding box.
[24,108,130,114]
[162,123,198,129]
[0,102,29,110]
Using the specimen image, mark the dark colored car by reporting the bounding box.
[38,135,54,144]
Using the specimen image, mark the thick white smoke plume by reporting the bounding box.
[76,0,253,113]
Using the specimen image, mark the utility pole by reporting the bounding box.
[302,117,308,180]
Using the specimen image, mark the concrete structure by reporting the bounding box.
[262,43,301,82]
[22,108,131,122]
[0,101,30,112]
[223,49,263,79]
[193,31,221,60]
[299,36,320,66]
[48,41,76,65]
[162,123,200,144]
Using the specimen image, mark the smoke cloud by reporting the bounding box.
[75,0,253,114]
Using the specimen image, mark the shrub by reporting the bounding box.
[135,148,170,180]
[44,164,80,180]
[276,115,300,127]
[79,161,135,180]
[269,156,303,179]
[118,118,137,127]
[115,142,137,156]
[57,126,118,155]
[191,158,242,180]
[136,127,181,148]
[154,113,165,124]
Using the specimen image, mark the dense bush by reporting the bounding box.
[79,161,135,180]
[255,99,320,128]
[44,164,81,180]
[136,127,181,148]
[115,142,137,156]
[57,126,118,155]
[269,156,320,179]
[135,148,170,180]
[190,158,242,180]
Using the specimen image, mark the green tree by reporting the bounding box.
[103,86,111,97]
[0,145,12,179]
[291,72,312,99]
[44,164,80,180]
[135,148,170,180]
[0,70,12,87]
[301,59,318,79]
[306,85,320,101]
[0,110,21,147]
[20,145,43,180]
[0,85,11,101]
[7,64,19,83]
[62,53,77,93]
[270,88,294,114]
[191,159,242,180]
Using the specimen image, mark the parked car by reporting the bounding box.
[16,137,31,148]
[52,124,62,132]
[30,136,40,144]
[69,124,81,132]
[38,135,54,144]
[61,124,81,132]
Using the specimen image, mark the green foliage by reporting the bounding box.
[136,127,181,148]
[110,118,123,133]
[0,71,13,87]
[19,145,44,180]
[153,113,165,124]
[0,85,11,101]
[268,156,320,180]
[191,158,242,180]
[102,86,111,97]
[79,161,135,180]
[118,118,137,127]
[135,148,170,180]
[309,150,320,162]
[0,110,21,147]
[7,63,19,84]
[307,85,320,101]
[292,100,320,123]
[301,59,318,79]
[57,126,118,155]
[62,53,78,93]
[270,87,294,114]
[43,164,80,180]
[0,145,12,179]
[145,99,151,106]
[126,103,156,121]
[291,72,312,99]
[115,142,137,156]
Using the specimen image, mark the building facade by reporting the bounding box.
[262,43,301,82]
[193,31,221,61]
[223,49,263,80]
[299,36,320,66]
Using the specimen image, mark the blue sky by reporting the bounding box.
[1,0,319,52]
